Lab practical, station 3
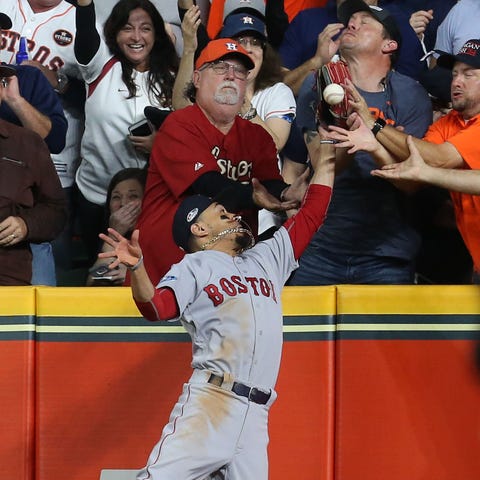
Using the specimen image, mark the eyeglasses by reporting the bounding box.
[201,60,249,80]
[235,36,266,50]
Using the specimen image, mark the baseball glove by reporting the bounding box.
[315,58,352,128]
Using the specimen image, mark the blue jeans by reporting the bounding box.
[288,248,415,286]
[31,242,56,286]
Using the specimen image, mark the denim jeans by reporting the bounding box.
[288,248,415,286]
[31,242,57,286]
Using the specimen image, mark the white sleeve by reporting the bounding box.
[252,83,296,121]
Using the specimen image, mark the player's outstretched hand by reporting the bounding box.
[251,178,299,213]
[99,228,143,270]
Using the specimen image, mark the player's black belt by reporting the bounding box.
[208,373,271,405]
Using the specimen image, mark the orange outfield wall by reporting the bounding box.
[0,287,36,480]
[335,286,480,480]
[0,285,479,480]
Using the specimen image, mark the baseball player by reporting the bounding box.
[98,129,335,479]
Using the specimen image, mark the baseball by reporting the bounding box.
[323,83,345,105]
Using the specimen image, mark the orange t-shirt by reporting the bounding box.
[284,0,328,22]
[424,110,480,271]
[206,0,328,38]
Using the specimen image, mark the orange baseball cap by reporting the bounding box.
[195,38,254,71]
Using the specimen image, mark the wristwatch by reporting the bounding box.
[55,70,69,94]
[242,106,257,121]
[371,117,386,136]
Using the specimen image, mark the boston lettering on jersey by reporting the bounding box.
[203,275,278,306]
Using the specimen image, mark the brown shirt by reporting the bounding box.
[0,119,66,285]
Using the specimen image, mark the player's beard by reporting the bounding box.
[233,229,255,253]
[201,217,255,253]
[214,81,240,105]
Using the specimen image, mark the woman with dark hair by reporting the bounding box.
[86,167,147,286]
[74,0,178,263]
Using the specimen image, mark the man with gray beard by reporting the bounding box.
[134,38,308,285]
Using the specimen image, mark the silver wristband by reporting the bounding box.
[127,255,144,272]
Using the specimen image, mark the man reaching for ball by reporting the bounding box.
[287,0,433,286]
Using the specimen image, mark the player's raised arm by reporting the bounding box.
[283,127,336,260]
[305,126,336,188]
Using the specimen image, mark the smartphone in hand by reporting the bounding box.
[128,118,154,137]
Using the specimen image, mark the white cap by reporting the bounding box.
[223,0,266,20]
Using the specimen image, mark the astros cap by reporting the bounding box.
[0,13,12,30]
[223,0,265,20]
[220,13,267,42]
[436,39,480,70]
[172,195,213,252]
[338,0,402,49]
[195,38,255,70]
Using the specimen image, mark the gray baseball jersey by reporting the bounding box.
[137,226,298,480]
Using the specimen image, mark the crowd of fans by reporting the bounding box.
[0,0,478,287]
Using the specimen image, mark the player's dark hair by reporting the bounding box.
[104,0,178,107]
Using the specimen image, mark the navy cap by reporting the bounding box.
[220,13,266,41]
[0,13,12,30]
[172,195,213,252]
[338,0,402,49]
[436,39,480,70]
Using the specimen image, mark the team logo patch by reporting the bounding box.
[186,208,199,222]
[225,42,238,51]
[53,29,73,47]
[161,275,177,282]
